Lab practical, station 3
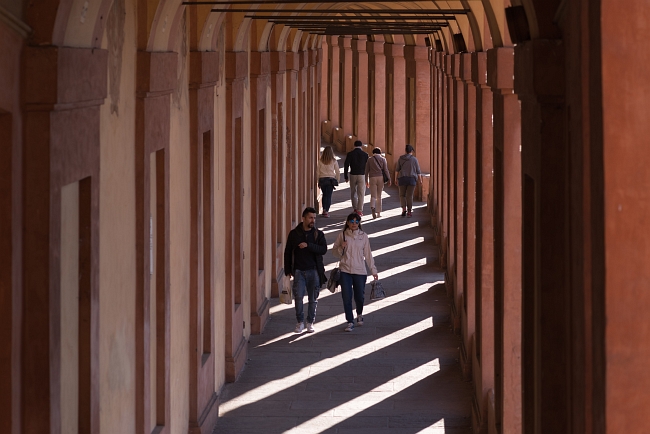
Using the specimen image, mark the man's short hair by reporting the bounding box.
[354,140,362,147]
[303,207,317,217]
[405,144,414,153]
[372,147,382,154]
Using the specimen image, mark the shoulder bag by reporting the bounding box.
[326,232,346,293]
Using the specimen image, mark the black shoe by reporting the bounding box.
[371,208,376,219]
[401,209,407,217]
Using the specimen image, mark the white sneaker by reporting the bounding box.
[306,323,315,333]
[294,322,304,333]
[356,315,364,326]
[344,322,355,332]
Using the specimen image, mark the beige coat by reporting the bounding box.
[332,228,377,276]
[317,159,340,180]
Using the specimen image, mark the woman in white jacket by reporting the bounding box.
[317,146,340,217]
[332,212,378,331]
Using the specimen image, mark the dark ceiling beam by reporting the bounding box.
[247,15,452,20]
[315,30,438,35]
[182,0,467,7]
[206,7,466,14]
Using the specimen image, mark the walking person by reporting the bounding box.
[317,146,340,217]
[343,140,369,216]
[284,207,328,333]
[364,147,391,219]
[332,212,378,332]
[395,144,423,218]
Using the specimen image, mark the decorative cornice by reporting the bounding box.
[0,5,31,38]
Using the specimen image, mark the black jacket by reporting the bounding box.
[284,224,328,286]
[344,147,369,179]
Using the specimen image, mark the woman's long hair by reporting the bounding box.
[344,212,363,232]
[320,146,335,165]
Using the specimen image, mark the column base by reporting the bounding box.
[250,296,270,335]
[188,392,219,434]
[225,336,247,382]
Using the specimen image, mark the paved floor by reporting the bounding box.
[214,150,473,433]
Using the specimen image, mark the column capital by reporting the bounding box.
[352,38,367,52]
[368,41,385,55]
[487,47,514,91]
[338,36,352,48]
[513,39,564,99]
[269,51,286,72]
[385,43,404,58]
[404,45,430,61]
[250,51,270,77]
[451,53,463,79]
[471,51,488,87]
[286,51,299,72]
[225,51,248,80]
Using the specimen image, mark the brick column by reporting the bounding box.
[187,50,219,433]
[353,38,369,142]
[22,46,106,434]
[270,51,287,297]
[368,40,386,151]
[327,36,340,130]
[338,36,353,149]
[249,51,271,335]
[385,42,406,163]
[488,46,522,433]
[224,50,248,382]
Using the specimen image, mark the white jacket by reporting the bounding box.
[332,228,377,276]
[317,159,340,180]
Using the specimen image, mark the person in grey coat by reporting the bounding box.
[394,144,422,218]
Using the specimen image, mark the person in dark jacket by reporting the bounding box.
[284,207,328,333]
[343,140,369,216]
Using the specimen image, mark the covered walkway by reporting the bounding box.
[216,149,472,433]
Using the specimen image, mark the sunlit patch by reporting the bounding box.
[415,419,446,433]
[220,317,434,416]
[367,221,420,238]
[372,237,424,257]
[290,360,441,433]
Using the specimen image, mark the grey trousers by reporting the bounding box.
[349,174,366,211]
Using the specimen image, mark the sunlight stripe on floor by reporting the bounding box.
[287,360,441,434]
[218,317,434,415]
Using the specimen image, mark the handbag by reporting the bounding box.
[331,177,339,187]
[370,279,386,300]
[326,232,346,293]
[279,275,294,304]
[374,155,390,184]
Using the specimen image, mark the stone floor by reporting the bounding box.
[214,150,472,433]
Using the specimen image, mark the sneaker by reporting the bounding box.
[376,212,381,217]
[357,210,364,216]
[344,322,355,332]
[407,211,412,218]
[306,323,315,333]
[401,209,407,217]
[371,208,376,219]
[356,315,364,326]
[294,322,304,333]
[322,211,329,217]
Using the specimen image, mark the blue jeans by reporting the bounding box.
[292,269,320,323]
[339,272,367,323]
[320,183,334,212]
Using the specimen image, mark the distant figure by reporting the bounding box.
[394,144,422,218]
[365,147,391,219]
[317,146,340,217]
[343,140,369,216]
[284,207,327,334]
[332,212,378,332]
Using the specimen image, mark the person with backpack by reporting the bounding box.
[394,144,423,218]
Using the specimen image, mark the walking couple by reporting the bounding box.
[284,208,378,333]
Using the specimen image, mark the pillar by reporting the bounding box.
[224,50,248,382]
[368,40,386,152]
[338,36,353,150]
[249,51,271,335]
[385,42,406,163]
[352,38,369,142]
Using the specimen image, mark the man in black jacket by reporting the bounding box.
[344,140,369,215]
[284,207,327,333]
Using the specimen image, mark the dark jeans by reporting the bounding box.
[339,272,367,324]
[292,269,320,324]
[320,183,334,212]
